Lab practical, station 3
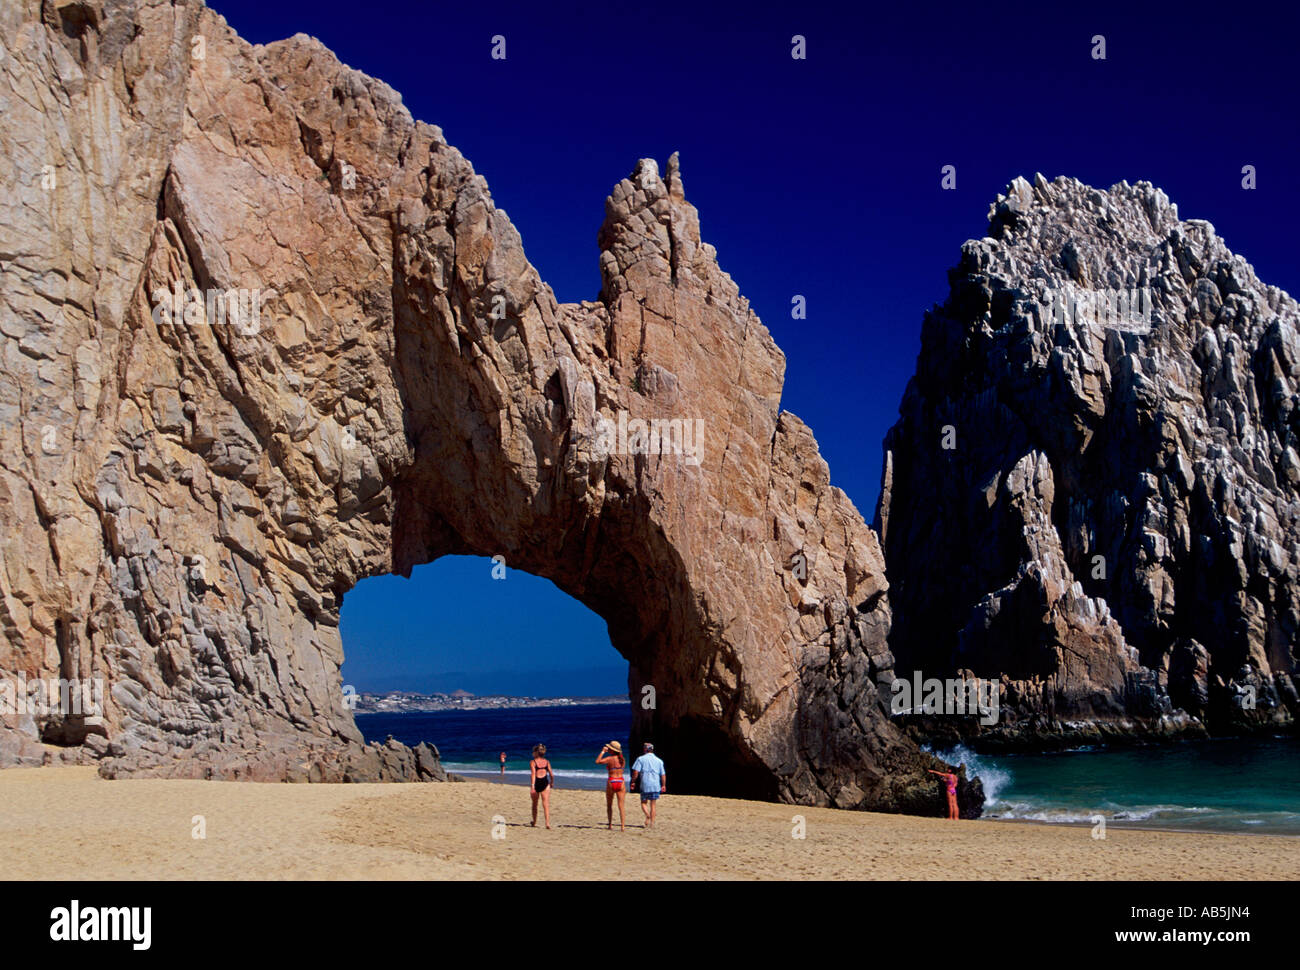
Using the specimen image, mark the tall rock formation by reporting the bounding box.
[0,0,973,813]
[877,174,1299,746]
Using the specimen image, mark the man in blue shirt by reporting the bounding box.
[631,742,667,828]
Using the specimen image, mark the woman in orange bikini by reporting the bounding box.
[596,741,626,831]
[530,744,554,829]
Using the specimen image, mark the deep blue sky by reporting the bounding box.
[206,0,1300,694]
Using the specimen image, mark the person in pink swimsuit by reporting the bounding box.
[928,769,959,819]
[596,741,626,831]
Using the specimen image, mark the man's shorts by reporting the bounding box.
[640,791,661,802]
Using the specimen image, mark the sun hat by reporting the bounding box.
[607,741,622,753]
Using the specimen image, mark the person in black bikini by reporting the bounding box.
[530,744,554,829]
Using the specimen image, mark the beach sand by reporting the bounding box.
[1,766,1295,880]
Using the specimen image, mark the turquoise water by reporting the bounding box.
[940,737,1300,835]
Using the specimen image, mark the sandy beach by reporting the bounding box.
[1,766,1296,880]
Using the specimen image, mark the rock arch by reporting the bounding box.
[0,0,972,813]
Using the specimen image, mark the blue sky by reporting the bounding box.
[207,0,1300,694]
[338,557,625,695]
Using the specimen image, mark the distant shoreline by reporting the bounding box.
[353,694,630,714]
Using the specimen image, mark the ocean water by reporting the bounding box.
[935,737,1300,835]
[357,703,632,791]
[359,707,1299,833]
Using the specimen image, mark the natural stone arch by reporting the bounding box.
[0,0,974,814]
[383,146,899,803]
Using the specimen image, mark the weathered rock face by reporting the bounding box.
[877,174,1300,747]
[0,0,973,813]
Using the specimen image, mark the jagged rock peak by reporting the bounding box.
[878,172,1299,749]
